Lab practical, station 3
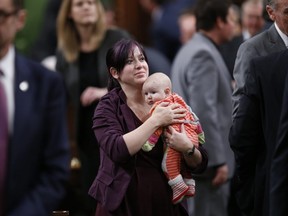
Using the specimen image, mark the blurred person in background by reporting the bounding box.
[0,0,70,215]
[220,0,266,81]
[171,0,236,215]
[177,7,197,44]
[139,0,196,62]
[29,0,118,64]
[241,0,265,40]
[55,0,130,215]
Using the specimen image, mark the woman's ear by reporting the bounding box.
[110,67,119,79]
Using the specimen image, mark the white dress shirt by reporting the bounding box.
[0,45,15,134]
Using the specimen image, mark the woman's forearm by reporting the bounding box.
[123,116,160,155]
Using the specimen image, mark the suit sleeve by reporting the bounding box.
[229,59,262,214]
[232,41,258,118]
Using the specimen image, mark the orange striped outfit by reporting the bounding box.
[143,93,205,180]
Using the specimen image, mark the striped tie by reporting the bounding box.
[0,70,8,216]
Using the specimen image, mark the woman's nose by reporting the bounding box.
[134,59,143,68]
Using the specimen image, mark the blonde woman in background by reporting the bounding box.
[56,0,130,215]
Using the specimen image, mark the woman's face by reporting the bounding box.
[70,0,98,25]
[117,46,149,88]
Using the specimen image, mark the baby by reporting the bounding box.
[142,72,205,204]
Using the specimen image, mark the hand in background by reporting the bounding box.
[212,164,228,187]
[80,87,107,106]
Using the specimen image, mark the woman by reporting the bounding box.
[88,39,208,216]
[55,0,130,214]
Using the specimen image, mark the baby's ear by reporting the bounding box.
[164,87,171,95]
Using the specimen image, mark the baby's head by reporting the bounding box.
[142,72,172,106]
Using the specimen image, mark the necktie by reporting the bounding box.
[0,71,8,215]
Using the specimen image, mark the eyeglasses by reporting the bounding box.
[0,9,18,24]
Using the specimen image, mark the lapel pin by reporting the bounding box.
[19,81,29,92]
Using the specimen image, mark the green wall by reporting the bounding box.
[15,0,48,55]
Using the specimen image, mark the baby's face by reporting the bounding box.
[143,83,166,106]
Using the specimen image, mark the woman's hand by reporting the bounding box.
[164,124,203,167]
[151,102,186,127]
[80,87,107,106]
[164,124,191,152]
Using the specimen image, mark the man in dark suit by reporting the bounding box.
[229,49,288,216]
[0,0,70,215]
[232,0,287,117]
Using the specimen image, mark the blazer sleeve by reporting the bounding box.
[232,41,258,118]
[92,92,131,163]
[229,59,263,214]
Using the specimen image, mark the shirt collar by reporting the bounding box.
[0,45,15,79]
[242,29,251,41]
[274,22,288,48]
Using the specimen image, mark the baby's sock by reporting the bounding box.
[184,178,196,197]
[168,174,189,204]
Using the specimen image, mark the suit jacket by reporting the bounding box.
[232,24,287,117]
[5,52,70,215]
[229,50,288,216]
[171,32,234,178]
[270,51,288,216]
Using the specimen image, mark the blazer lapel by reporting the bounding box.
[13,54,33,140]
[267,25,286,50]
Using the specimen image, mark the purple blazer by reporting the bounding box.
[88,88,136,211]
[88,88,208,211]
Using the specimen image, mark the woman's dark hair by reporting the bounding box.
[195,0,232,31]
[106,39,148,91]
